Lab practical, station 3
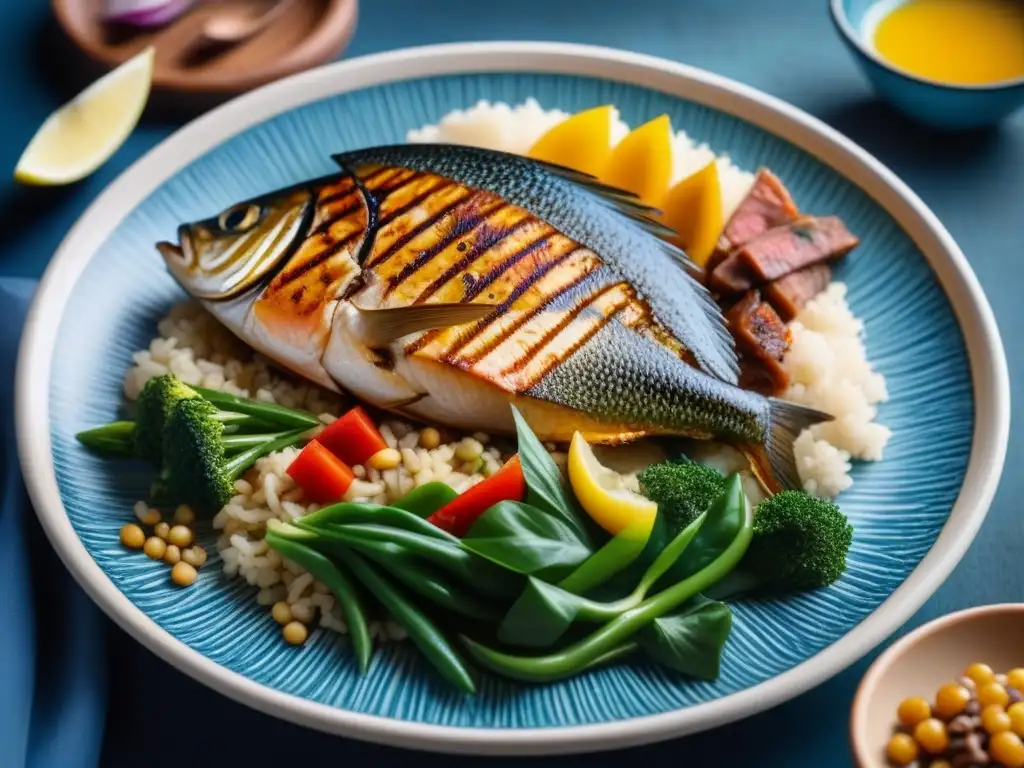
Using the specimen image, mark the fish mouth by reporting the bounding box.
[156,225,192,267]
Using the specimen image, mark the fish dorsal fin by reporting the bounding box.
[352,301,496,347]
[332,144,737,383]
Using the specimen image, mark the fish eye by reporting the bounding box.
[218,203,261,233]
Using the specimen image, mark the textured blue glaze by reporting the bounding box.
[830,0,1024,129]
[48,72,972,728]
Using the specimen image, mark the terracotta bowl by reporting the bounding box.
[52,0,358,95]
[851,604,1024,767]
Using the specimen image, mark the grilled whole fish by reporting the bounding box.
[156,144,831,490]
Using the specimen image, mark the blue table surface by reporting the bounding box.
[2,1,1021,765]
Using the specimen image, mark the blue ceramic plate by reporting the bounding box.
[16,43,1008,754]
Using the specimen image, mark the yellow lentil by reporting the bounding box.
[283,621,307,646]
[979,681,1010,709]
[934,682,971,719]
[170,561,197,587]
[368,448,401,471]
[965,662,996,687]
[418,427,441,450]
[271,602,292,625]
[143,536,167,560]
[885,733,918,765]
[913,718,948,754]
[120,523,145,549]
[1009,701,1024,736]
[897,696,931,727]
[1009,668,1024,692]
[136,507,161,526]
[982,704,1012,734]
[163,544,181,565]
[991,730,1024,768]
[154,522,170,540]
[181,545,207,568]
[167,525,194,548]
[172,505,196,526]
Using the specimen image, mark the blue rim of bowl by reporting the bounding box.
[828,0,1024,93]
[14,42,1010,755]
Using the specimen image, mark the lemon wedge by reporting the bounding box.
[600,114,674,207]
[527,105,615,177]
[659,160,724,267]
[568,432,657,539]
[14,47,155,186]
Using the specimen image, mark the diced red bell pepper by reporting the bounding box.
[286,439,355,504]
[427,455,525,537]
[315,406,388,467]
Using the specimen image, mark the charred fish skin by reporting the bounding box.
[332,144,740,385]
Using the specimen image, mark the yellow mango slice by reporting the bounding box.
[527,105,614,177]
[658,161,723,268]
[601,114,673,207]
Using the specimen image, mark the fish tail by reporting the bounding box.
[756,398,833,492]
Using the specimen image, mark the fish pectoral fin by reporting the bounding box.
[352,302,497,346]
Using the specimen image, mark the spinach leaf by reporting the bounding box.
[636,595,733,680]
[497,577,584,648]
[510,406,593,547]
[461,500,591,580]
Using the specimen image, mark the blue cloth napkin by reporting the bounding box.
[0,277,106,768]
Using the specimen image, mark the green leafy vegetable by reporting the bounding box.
[460,500,592,581]
[299,502,458,542]
[636,595,732,680]
[557,525,652,595]
[510,406,593,547]
[460,482,752,684]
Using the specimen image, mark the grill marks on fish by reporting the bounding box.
[254,177,367,324]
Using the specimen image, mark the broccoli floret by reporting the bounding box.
[638,460,726,536]
[134,374,201,465]
[153,397,310,515]
[742,491,853,590]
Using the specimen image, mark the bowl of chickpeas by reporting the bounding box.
[851,604,1024,768]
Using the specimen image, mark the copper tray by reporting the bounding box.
[52,0,359,95]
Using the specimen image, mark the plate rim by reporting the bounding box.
[15,40,1010,755]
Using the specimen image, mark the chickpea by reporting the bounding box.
[367,448,401,471]
[982,704,1012,734]
[886,733,919,766]
[913,718,948,754]
[418,427,441,450]
[271,601,292,626]
[154,522,170,541]
[163,544,181,565]
[181,545,207,568]
[170,561,197,587]
[990,730,1024,768]
[172,505,196,526]
[282,621,307,646]
[897,696,931,727]
[979,681,1010,709]
[143,536,167,560]
[933,682,971,719]
[167,525,194,548]
[1008,702,1024,736]
[964,662,996,687]
[120,523,145,549]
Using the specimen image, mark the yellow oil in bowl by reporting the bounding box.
[874,0,1024,86]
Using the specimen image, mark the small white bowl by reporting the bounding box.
[851,604,1024,768]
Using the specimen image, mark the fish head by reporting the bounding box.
[156,183,317,300]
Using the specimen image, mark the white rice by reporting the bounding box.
[121,98,890,638]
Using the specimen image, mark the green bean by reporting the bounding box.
[265,530,373,673]
[223,428,310,480]
[330,544,476,694]
[298,503,458,542]
[335,537,503,622]
[76,421,136,457]
[192,385,321,429]
[296,522,522,600]
[460,486,753,684]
